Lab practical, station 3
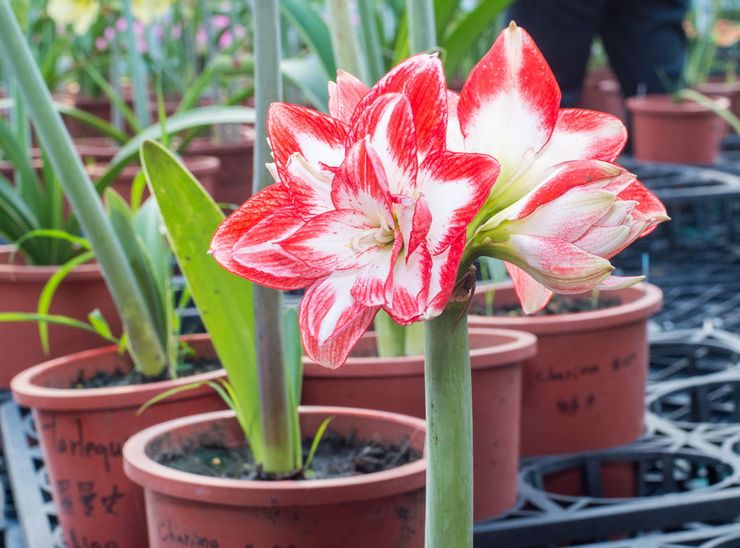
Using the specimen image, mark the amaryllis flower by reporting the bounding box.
[449,22,668,313]
[474,161,668,311]
[211,56,499,367]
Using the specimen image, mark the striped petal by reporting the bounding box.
[210,184,322,289]
[351,53,447,161]
[329,70,370,124]
[348,93,418,196]
[385,243,433,324]
[505,262,554,314]
[596,275,646,290]
[458,23,560,183]
[418,150,500,254]
[425,233,465,318]
[267,103,347,175]
[280,209,391,272]
[283,153,334,219]
[504,234,614,294]
[617,179,670,236]
[299,274,379,368]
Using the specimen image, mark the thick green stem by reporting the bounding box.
[327,0,368,82]
[251,0,297,475]
[407,0,437,53]
[424,269,476,548]
[0,0,167,376]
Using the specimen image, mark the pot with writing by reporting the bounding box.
[124,406,426,548]
[0,245,121,388]
[301,327,536,520]
[11,334,227,548]
[468,282,662,457]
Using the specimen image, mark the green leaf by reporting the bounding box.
[95,106,256,194]
[136,380,235,416]
[281,56,330,112]
[0,312,116,342]
[442,0,513,71]
[36,250,95,354]
[0,115,44,213]
[14,229,91,252]
[54,104,129,144]
[87,309,115,341]
[435,0,461,38]
[304,416,334,471]
[282,306,303,467]
[280,0,337,78]
[140,139,263,462]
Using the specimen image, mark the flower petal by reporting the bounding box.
[299,274,379,368]
[330,139,393,220]
[458,23,560,181]
[210,185,323,289]
[573,224,632,257]
[503,234,614,294]
[425,233,465,318]
[385,243,433,324]
[348,93,418,196]
[329,70,370,124]
[351,54,447,160]
[446,90,465,152]
[267,103,347,174]
[395,195,431,258]
[281,209,391,272]
[505,262,554,314]
[283,153,334,219]
[596,275,646,290]
[618,179,670,236]
[418,150,500,254]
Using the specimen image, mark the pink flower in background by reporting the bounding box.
[211,56,499,367]
[449,22,668,313]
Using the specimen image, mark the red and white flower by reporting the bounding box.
[211,55,499,367]
[450,22,668,313]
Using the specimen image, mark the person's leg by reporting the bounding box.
[600,0,690,98]
[508,0,608,106]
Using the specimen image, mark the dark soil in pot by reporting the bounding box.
[157,429,421,480]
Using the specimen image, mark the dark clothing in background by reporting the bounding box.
[508,0,690,107]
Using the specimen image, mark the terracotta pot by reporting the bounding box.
[579,68,626,123]
[182,129,256,206]
[0,245,120,387]
[696,80,740,118]
[11,334,227,548]
[626,94,730,165]
[87,155,220,202]
[124,406,426,548]
[302,328,537,520]
[469,282,662,457]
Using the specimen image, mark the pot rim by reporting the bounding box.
[11,333,225,411]
[302,327,537,377]
[0,244,102,282]
[123,406,427,506]
[469,281,662,335]
[626,93,730,114]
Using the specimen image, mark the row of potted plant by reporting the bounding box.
[0,2,670,548]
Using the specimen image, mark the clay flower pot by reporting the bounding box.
[696,80,740,118]
[469,282,662,457]
[0,245,120,387]
[579,67,626,123]
[86,156,220,202]
[626,94,730,165]
[124,406,426,548]
[301,327,537,520]
[182,130,256,206]
[11,334,227,548]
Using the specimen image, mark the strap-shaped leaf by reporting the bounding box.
[281,0,336,78]
[140,139,263,461]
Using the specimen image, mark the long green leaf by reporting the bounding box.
[55,104,129,144]
[37,250,95,354]
[95,106,256,193]
[0,312,116,343]
[140,139,263,462]
[14,229,91,252]
[0,115,44,212]
[280,0,337,78]
[435,0,461,38]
